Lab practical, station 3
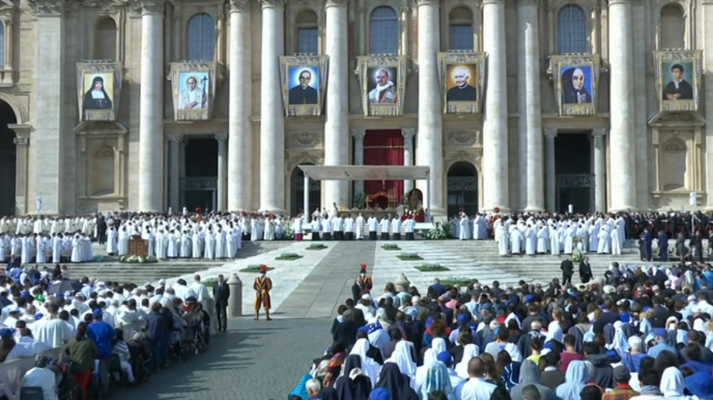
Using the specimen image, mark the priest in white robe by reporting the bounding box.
[167,231,179,258]
[355,214,366,240]
[204,230,216,260]
[499,226,510,256]
[537,226,548,254]
[215,229,226,258]
[192,228,204,258]
[597,228,610,254]
[180,231,192,258]
[510,225,522,254]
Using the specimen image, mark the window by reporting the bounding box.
[186,13,216,61]
[557,4,587,54]
[369,6,398,55]
[296,10,319,54]
[660,4,685,49]
[449,7,473,51]
[94,17,117,60]
[0,20,4,67]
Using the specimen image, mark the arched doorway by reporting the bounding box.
[0,100,16,216]
[555,133,593,212]
[291,165,321,216]
[183,138,218,211]
[447,162,478,217]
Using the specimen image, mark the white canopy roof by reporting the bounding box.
[298,165,430,181]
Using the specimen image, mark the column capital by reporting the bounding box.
[591,128,607,137]
[482,0,505,4]
[325,0,349,8]
[13,136,29,147]
[416,0,441,6]
[167,133,183,143]
[134,0,166,15]
[517,0,539,7]
[607,0,632,6]
[228,0,251,12]
[260,0,285,9]
[351,128,366,140]
[544,128,558,138]
[402,128,416,139]
[27,0,67,16]
[215,133,228,141]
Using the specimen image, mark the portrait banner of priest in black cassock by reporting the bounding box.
[169,61,218,121]
[437,52,484,114]
[356,55,407,117]
[552,54,600,117]
[654,50,702,112]
[76,62,122,122]
[280,55,328,117]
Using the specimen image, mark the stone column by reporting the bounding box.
[228,0,252,211]
[323,0,349,209]
[608,0,637,211]
[1,18,13,84]
[518,0,544,212]
[352,129,366,195]
[402,128,415,194]
[703,0,713,209]
[138,0,166,212]
[416,0,444,215]
[482,0,509,211]
[544,128,557,212]
[259,0,285,212]
[13,135,29,214]
[216,133,228,211]
[31,0,66,214]
[592,128,607,212]
[167,134,182,212]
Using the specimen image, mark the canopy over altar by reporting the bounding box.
[298,165,432,222]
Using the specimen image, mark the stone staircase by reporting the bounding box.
[51,241,293,285]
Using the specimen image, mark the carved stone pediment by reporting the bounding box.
[74,121,129,135]
[648,111,706,127]
[288,131,322,149]
[446,130,481,147]
[443,149,483,172]
[284,150,324,174]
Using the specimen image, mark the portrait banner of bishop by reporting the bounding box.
[654,50,702,112]
[356,56,406,117]
[76,62,122,122]
[279,55,329,117]
[169,62,218,121]
[437,52,484,114]
[552,54,600,117]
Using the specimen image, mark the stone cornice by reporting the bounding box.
[416,0,441,6]
[607,0,632,5]
[228,0,250,12]
[703,0,713,5]
[260,0,284,9]
[482,0,504,4]
[138,0,166,15]
[517,0,539,6]
[27,0,69,15]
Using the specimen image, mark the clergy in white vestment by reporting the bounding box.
[234,225,242,250]
[537,226,548,254]
[21,236,34,265]
[34,305,73,348]
[380,217,390,241]
[310,218,320,240]
[367,215,378,240]
[498,226,509,256]
[180,231,192,258]
[459,214,470,240]
[192,228,204,258]
[155,230,167,259]
[391,217,401,240]
[70,235,82,263]
[35,236,47,264]
[117,228,129,256]
[473,214,486,240]
[510,225,522,254]
[142,228,155,257]
[597,228,610,253]
[250,219,259,242]
[576,225,588,253]
[525,225,536,255]
[264,219,275,241]
[204,230,216,260]
[563,225,575,254]
[215,229,226,258]
[167,231,179,258]
[226,230,236,258]
[611,226,622,255]
[588,224,599,252]
[106,227,118,255]
[355,214,366,240]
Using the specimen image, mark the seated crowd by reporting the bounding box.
[289,262,713,400]
[0,265,213,400]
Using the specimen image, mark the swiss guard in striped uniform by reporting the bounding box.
[254,264,273,321]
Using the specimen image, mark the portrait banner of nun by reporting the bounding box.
[76,62,122,122]
[552,55,600,117]
[653,50,702,112]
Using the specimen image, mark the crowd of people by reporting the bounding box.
[0,263,216,400]
[288,260,713,400]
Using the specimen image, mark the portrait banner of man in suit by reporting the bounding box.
[77,62,122,122]
[654,50,702,112]
[280,56,328,117]
[437,52,484,114]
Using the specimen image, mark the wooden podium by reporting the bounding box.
[128,235,149,257]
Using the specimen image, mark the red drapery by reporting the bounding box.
[363,130,404,207]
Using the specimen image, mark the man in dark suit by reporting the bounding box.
[446,66,477,102]
[288,70,318,105]
[212,274,230,332]
[96,215,107,245]
[579,256,593,283]
[560,256,574,285]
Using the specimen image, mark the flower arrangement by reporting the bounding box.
[353,191,366,209]
[275,252,303,261]
[240,264,275,273]
[282,223,295,240]
[202,278,218,287]
[381,243,401,251]
[396,252,423,261]
[119,255,158,264]
[414,263,450,272]
[307,243,328,250]
[426,225,450,240]
[572,249,584,263]
[440,276,473,287]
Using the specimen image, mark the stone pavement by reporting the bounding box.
[112,317,332,400]
[275,241,376,319]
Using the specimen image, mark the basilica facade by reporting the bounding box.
[0,0,710,217]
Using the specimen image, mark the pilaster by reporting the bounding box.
[13,134,29,215]
[544,128,557,212]
[31,0,66,214]
[592,128,607,212]
[402,128,415,194]
[703,1,713,208]
[216,133,228,211]
[167,133,182,212]
[352,129,366,195]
